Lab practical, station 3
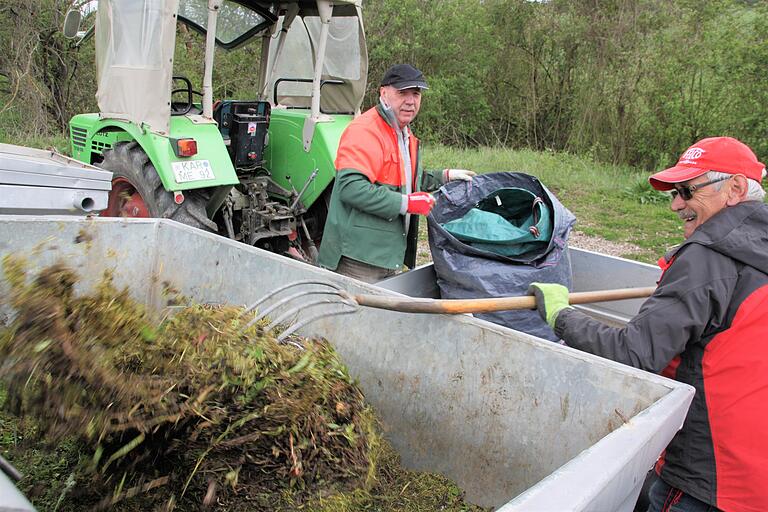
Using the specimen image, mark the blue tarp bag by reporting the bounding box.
[427,172,576,341]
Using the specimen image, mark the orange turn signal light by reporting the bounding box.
[172,138,198,157]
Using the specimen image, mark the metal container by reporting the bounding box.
[0,468,35,512]
[0,216,693,512]
[0,143,112,215]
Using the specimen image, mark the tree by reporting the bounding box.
[0,0,94,139]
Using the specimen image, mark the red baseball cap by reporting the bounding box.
[649,137,765,191]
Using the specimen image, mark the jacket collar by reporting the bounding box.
[376,100,411,138]
[663,201,768,274]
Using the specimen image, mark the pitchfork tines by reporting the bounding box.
[241,280,361,343]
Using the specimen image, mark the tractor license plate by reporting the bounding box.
[172,160,215,183]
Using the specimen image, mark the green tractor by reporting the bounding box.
[63,0,367,261]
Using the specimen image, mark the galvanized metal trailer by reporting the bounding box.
[0,216,693,511]
[0,143,112,216]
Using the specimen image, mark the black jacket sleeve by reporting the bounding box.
[554,244,739,372]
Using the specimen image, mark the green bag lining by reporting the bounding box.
[441,188,553,257]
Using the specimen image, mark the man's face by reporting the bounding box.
[670,175,730,239]
[380,86,422,128]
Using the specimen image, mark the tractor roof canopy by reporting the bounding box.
[177,1,362,49]
[265,7,366,115]
[95,0,366,135]
[177,1,276,49]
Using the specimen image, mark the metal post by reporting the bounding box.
[256,19,277,102]
[302,0,334,151]
[311,0,333,120]
[259,4,299,101]
[202,0,223,119]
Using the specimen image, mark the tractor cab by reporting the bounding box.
[82,0,366,145]
[64,0,367,260]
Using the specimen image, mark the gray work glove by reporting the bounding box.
[443,169,477,182]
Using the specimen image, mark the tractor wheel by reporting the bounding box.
[99,141,217,231]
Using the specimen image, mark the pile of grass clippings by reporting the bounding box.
[0,256,379,509]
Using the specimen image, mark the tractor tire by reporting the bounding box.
[99,141,217,231]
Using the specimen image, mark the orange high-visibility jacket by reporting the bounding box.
[318,104,444,270]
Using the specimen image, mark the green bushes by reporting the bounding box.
[0,1,97,144]
[1,0,765,170]
[366,0,767,169]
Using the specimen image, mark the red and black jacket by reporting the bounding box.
[555,200,768,511]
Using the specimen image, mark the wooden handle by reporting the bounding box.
[351,286,656,315]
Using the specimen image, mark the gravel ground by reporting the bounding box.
[415,228,642,267]
[566,230,642,257]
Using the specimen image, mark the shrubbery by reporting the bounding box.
[1,0,765,169]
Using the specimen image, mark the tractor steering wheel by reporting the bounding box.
[171,76,203,115]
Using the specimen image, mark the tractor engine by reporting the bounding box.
[214,100,303,252]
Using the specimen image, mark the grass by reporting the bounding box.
[0,131,71,153]
[421,145,684,263]
[1,125,685,262]
[0,391,84,511]
[0,100,70,152]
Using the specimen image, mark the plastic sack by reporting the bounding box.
[442,187,552,257]
[427,172,576,341]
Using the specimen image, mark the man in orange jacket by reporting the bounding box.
[318,64,475,282]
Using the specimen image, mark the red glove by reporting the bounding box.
[406,192,436,215]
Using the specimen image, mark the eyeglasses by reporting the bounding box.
[670,175,732,201]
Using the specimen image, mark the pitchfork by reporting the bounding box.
[241,279,656,343]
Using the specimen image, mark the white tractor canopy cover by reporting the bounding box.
[95,0,365,134]
[95,0,276,134]
[95,0,180,135]
[266,2,367,115]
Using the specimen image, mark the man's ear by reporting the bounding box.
[725,174,749,206]
[379,87,389,107]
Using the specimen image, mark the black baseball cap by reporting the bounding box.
[380,64,429,90]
